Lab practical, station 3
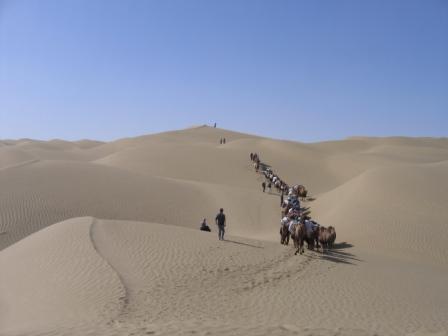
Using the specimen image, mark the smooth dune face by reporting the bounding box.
[0,126,447,336]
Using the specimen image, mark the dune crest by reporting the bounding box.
[0,127,447,335]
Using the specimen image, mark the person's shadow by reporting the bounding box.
[223,239,264,249]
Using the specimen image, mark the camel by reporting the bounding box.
[275,180,281,193]
[297,185,308,200]
[280,223,290,245]
[293,222,307,255]
[327,226,336,248]
[281,203,292,218]
[303,222,318,251]
[317,226,332,253]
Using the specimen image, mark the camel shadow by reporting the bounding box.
[259,162,271,171]
[306,242,361,265]
[332,242,353,250]
[224,239,264,249]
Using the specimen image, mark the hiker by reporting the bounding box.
[262,181,266,192]
[267,182,272,193]
[200,218,211,232]
[215,208,226,240]
[250,153,253,161]
[214,122,216,128]
[223,138,226,144]
[220,138,222,144]
[280,191,284,206]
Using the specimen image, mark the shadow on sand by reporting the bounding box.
[305,242,361,265]
[223,239,264,249]
[259,162,271,171]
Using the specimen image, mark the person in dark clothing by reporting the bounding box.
[267,182,272,193]
[215,208,226,240]
[214,123,216,128]
[280,191,284,206]
[200,218,211,232]
[262,181,266,192]
[223,138,226,144]
[250,153,253,161]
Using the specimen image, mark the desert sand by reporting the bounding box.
[0,126,447,336]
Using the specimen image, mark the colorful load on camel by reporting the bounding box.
[250,152,336,255]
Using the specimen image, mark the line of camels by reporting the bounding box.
[250,153,336,255]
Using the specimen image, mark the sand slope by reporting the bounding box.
[1,217,447,336]
[0,126,447,335]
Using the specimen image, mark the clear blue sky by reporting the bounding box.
[1,0,447,142]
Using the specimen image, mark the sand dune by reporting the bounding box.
[0,126,447,335]
[2,217,447,336]
[312,163,448,265]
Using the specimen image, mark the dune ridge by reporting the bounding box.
[0,126,447,335]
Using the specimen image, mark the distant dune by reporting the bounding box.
[0,126,447,336]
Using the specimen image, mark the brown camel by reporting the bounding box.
[317,226,332,253]
[298,185,308,200]
[280,224,290,245]
[293,222,307,255]
[327,226,336,248]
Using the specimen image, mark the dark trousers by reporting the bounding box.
[218,225,225,240]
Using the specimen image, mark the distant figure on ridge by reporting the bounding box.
[200,218,211,232]
[215,208,226,241]
[214,122,216,128]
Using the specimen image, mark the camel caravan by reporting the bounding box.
[250,153,336,255]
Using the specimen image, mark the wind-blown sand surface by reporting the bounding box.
[0,126,447,336]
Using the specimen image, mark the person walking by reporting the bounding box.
[262,181,266,192]
[280,191,284,206]
[267,182,272,193]
[215,208,226,240]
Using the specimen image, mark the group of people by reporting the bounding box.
[199,208,227,241]
[250,152,261,172]
[198,151,335,250]
[251,153,335,253]
[262,167,290,201]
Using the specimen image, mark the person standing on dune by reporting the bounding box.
[215,208,226,241]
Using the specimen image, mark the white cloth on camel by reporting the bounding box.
[289,219,298,234]
[304,220,317,235]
